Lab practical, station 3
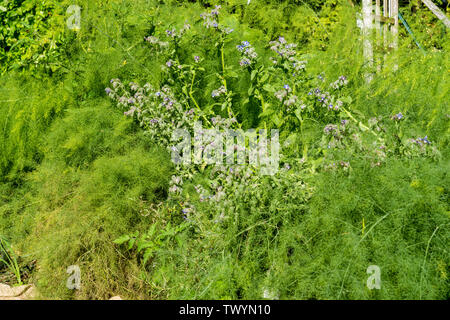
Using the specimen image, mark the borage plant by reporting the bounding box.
[106,5,439,269]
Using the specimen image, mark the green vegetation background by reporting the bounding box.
[0,0,448,299]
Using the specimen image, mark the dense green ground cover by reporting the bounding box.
[0,0,449,299]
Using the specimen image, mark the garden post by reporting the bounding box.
[362,0,374,82]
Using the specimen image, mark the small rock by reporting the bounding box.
[0,283,36,300]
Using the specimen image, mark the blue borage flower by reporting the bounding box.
[212,85,227,98]
[269,37,306,72]
[330,75,348,89]
[129,82,139,91]
[324,161,350,171]
[144,35,169,48]
[274,84,299,108]
[310,77,345,111]
[392,113,404,121]
[422,136,431,144]
[223,27,234,34]
[163,24,191,40]
[110,78,121,89]
[201,5,226,31]
[106,78,194,148]
[284,95,297,107]
[274,89,287,101]
[236,41,257,67]
[412,136,431,146]
[324,124,338,135]
[239,58,250,66]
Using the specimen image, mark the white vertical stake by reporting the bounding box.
[362,0,374,82]
[390,0,399,71]
[383,0,388,65]
[422,0,450,28]
[375,0,381,73]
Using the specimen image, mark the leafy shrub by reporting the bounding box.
[0,0,68,74]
